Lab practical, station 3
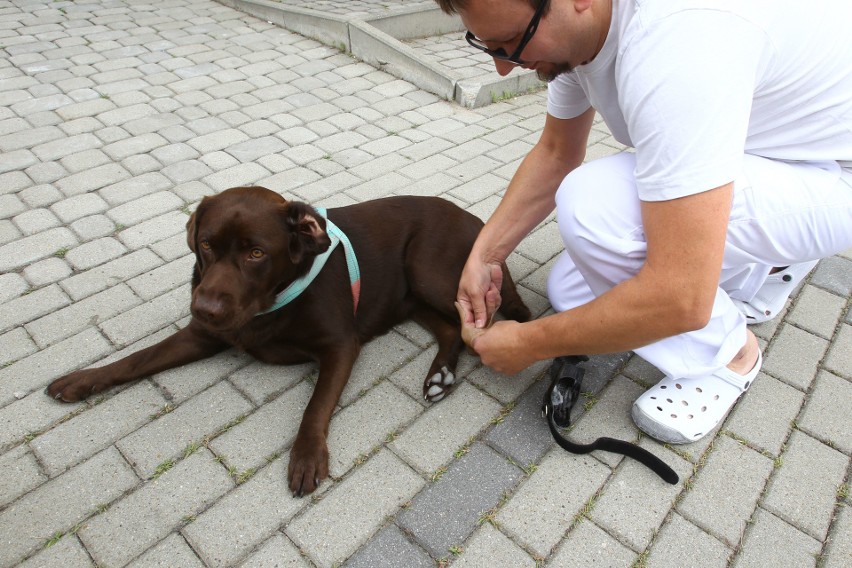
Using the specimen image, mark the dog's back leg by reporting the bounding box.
[412,307,464,403]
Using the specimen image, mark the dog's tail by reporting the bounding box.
[498,262,532,323]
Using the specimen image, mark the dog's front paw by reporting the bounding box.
[423,365,455,403]
[46,370,105,402]
[288,434,329,497]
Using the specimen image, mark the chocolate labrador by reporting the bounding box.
[47,186,531,496]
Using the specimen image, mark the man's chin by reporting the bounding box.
[537,63,574,83]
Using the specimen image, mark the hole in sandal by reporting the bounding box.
[696,387,703,393]
[656,406,663,412]
[671,414,678,418]
[666,398,673,403]
[681,400,688,406]
[687,414,694,419]
[701,406,707,412]
[675,383,682,390]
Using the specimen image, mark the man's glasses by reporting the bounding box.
[465,0,549,65]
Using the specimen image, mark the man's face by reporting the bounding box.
[460,0,598,82]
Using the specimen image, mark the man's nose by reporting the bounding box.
[493,59,518,76]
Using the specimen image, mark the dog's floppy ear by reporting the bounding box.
[186,197,210,253]
[284,202,332,264]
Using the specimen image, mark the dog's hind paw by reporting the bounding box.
[423,366,455,402]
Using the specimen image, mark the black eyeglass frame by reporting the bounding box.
[465,0,550,65]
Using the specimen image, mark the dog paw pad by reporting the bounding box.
[423,367,456,402]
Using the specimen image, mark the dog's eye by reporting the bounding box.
[200,240,211,250]
[250,248,265,259]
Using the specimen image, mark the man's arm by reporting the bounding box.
[467,182,733,374]
[458,107,596,327]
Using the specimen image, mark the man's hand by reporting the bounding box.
[455,302,534,375]
[457,259,503,329]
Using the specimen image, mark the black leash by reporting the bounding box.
[542,356,679,485]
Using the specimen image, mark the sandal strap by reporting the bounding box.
[710,350,762,392]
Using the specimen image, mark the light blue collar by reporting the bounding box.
[257,208,361,316]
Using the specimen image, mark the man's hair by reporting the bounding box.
[435,0,541,16]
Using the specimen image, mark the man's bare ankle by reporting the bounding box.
[727,331,759,375]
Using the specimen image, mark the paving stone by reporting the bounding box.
[151,349,252,404]
[19,181,63,207]
[55,163,131,196]
[286,450,425,568]
[26,282,140,348]
[0,444,46,509]
[0,226,77,272]
[762,430,848,540]
[344,524,433,568]
[590,438,693,552]
[0,447,138,568]
[183,458,309,568]
[17,534,94,568]
[31,381,166,477]
[78,449,232,568]
[724,372,805,457]
[339,331,421,407]
[116,380,254,479]
[570,375,647,469]
[69,213,117,240]
[125,533,206,568]
[228,359,314,407]
[644,513,731,568]
[208,381,312,474]
[126,253,193,301]
[50,192,109,223]
[823,505,852,568]
[117,210,188,249]
[798,370,852,453]
[786,285,846,339]
[0,326,37,367]
[398,443,524,558]
[677,435,774,547]
[0,283,70,335]
[496,448,611,558]
[106,190,183,226]
[98,171,172,205]
[484,376,555,467]
[451,523,536,567]
[100,283,190,347]
[391,382,503,475]
[548,519,637,567]
[13,207,62,235]
[64,236,128,270]
[824,323,852,379]
[327,381,422,478]
[60,247,162,301]
[732,508,821,568]
[810,256,852,298]
[0,272,28,304]
[762,324,828,390]
[466,358,548,405]
[236,533,311,568]
[0,327,111,408]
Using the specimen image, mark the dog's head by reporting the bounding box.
[185,186,332,331]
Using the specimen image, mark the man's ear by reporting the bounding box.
[284,202,332,264]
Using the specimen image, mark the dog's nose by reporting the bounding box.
[192,294,227,323]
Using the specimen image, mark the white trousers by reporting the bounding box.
[546,152,852,379]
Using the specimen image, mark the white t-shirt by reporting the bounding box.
[547,0,852,201]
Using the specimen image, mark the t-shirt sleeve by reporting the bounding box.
[547,72,592,119]
[618,10,768,201]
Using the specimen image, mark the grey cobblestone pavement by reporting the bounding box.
[1,1,851,567]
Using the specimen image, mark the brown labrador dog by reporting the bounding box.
[47,186,530,496]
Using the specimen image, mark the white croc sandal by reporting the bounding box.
[632,350,762,444]
[731,261,818,324]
